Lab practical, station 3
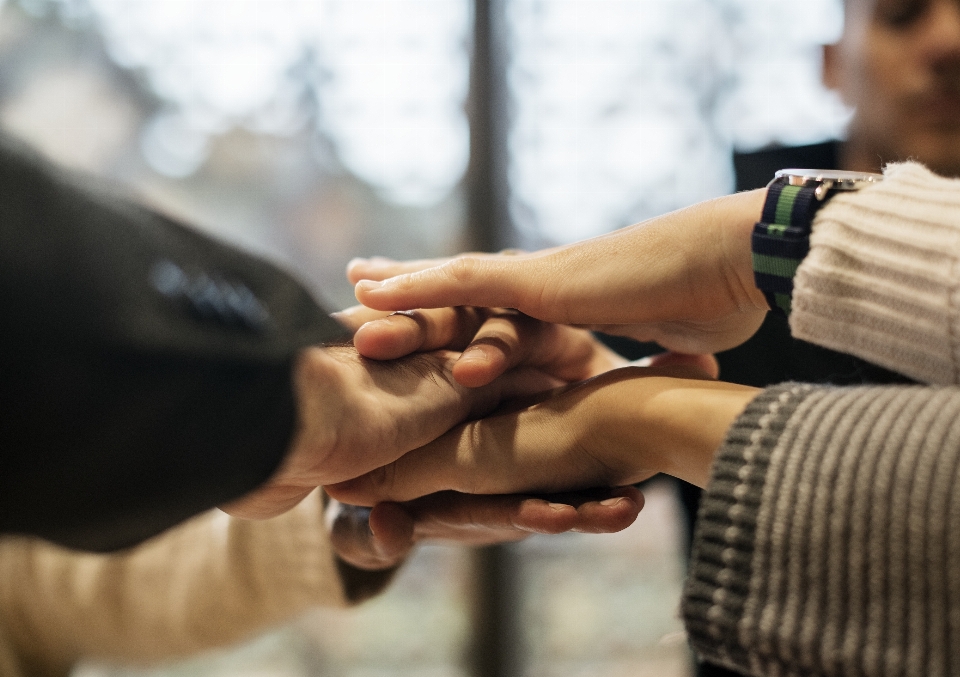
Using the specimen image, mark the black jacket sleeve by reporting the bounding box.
[0,136,349,551]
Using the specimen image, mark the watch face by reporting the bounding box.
[775,168,884,191]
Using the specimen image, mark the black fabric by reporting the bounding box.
[0,136,349,551]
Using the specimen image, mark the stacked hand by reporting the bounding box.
[350,189,769,355]
[222,303,648,570]
[326,487,643,571]
[229,188,769,572]
[325,190,770,553]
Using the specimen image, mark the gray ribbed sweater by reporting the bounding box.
[683,163,960,676]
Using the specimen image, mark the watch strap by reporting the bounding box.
[752,179,825,316]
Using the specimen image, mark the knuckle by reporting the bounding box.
[296,346,327,384]
[392,309,431,338]
[443,256,478,286]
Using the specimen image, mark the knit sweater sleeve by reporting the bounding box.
[0,490,396,677]
[682,383,960,677]
[791,162,960,384]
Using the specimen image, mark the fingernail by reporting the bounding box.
[547,502,569,511]
[600,497,625,507]
[347,257,368,267]
[459,346,485,361]
[356,279,384,293]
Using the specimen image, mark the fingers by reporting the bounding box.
[329,487,644,570]
[219,484,314,520]
[330,305,392,333]
[454,320,622,387]
[353,307,488,361]
[324,383,610,505]
[347,255,461,284]
[326,500,414,570]
[353,306,554,388]
[404,492,557,543]
[355,255,544,315]
[515,486,643,535]
[355,305,620,388]
[347,251,527,285]
[450,312,532,387]
[405,488,643,540]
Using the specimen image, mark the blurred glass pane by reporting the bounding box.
[317,0,470,205]
[506,0,847,245]
[0,1,848,676]
[518,480,690,677]
[716,0,848,151]
[0,0,469,311]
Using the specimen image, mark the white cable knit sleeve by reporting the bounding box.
[0,490,351,676]
[791,162,960,385]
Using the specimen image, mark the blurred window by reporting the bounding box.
[0,1,843,676]
[507,0,846,245]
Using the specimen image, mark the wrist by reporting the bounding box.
[594,369,759,489]
[720,188,770,312]
[647,381,759,487]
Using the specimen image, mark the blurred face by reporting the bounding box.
[825,0,960,175]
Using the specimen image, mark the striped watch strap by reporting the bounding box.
[752,179,824,316]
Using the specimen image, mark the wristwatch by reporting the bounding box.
[752,168,883,316]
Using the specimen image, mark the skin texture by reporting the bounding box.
[225,305,649,569]
[826,0,960,176]
[325,365,758,508]
[337,303,630,388]
[335,193,765,538]
[318,307,717,570]
[351,189,769,356]
[326,487,643,571]
[222,345,563,519]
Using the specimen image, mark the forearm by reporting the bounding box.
[683,383,960,676]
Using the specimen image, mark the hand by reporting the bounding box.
[325,365,759,507]
[327,487,643,571]
[350,189,770,355]
[335,303,628,388]
[221,345,562,519]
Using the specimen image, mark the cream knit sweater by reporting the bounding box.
[685,163,960,676]
[0,490,389,677]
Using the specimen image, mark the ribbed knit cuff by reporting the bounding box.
[791,162,960,385]
[684,381,960,677]
[682,383,815,674]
